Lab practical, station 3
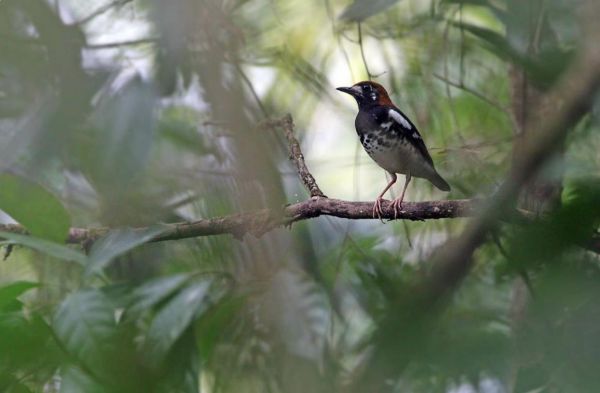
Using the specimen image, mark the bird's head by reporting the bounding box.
[336,81,393,108]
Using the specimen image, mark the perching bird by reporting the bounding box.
[337,81,450,220]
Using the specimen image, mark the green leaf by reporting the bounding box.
[156,330,200,393]
[59,366,105,393]
[129,273,191,315]
[145,280,212,366]
[85,225,168,277]
[0,281,38,311]
[90,79,158,188]
[0,173,71,242]
[0,232,86,264]
[441,0,506,21]
[53,290,117,367]
[453,21,573,89]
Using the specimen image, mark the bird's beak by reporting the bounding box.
[336,86,362,97]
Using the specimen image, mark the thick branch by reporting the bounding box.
[1,199,476,244]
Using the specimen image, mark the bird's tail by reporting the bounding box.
[428,171,451,191]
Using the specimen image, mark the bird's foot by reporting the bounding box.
[390,198,404,220]
[373,198,386,223]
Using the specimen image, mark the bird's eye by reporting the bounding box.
[362,84,372,92]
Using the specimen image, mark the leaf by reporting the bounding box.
[441,0,506,21]
[453,21,573,89]
[262,269,330,361]
[339,0,401,21]
[145,280,212,366]
[0,232,86,264]
[0,173,71,242]
[195,294,246,359]
[59,366,105,393]
[85,225,168,277]
[0,281,38,311]
[129,273,191,315]
[90,79,158,188]
[53,290,117,368]
[155,329,200,393]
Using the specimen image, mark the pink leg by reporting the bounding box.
[373,173,397,221]
[390,173,411,219]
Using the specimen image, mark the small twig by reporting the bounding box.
[3,244,14,261]
[85,37,158,50]
[429,137,513,154]
[357,23,373,80]
[433,73,510,115]
[235,63,269,118]
[75,0,133,25]
[324,0,356,81]
[277,114,327,198]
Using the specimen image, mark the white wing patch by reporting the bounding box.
[380,121,393,129]
[389,109,412,130]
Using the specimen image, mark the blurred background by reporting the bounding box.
[1,0,600,392]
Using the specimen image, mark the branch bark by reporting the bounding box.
[1,199,477,243]
[276,114,327,197]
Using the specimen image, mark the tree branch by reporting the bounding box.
[275,114,327,198]
[1,199,477,243]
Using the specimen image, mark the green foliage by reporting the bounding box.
[53,290,118,372]
[0,174,71,242]
[143,279,213,366]
[0,232,86,264]
[85,226,169,277]
[339,0,402,22]
[0,0,599,392]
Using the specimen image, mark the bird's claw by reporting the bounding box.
[390,198,403,220]
[372,198,386,223]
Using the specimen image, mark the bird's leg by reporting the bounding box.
[390,173,411,219]
[373,173,397,222]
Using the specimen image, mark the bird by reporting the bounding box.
[336,81,450,220]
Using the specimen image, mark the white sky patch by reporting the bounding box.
[245,66,276,97]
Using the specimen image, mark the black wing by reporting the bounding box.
[386,106,434,166]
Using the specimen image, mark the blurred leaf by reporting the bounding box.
[455,21,573,88]
[0,232,86,264]
[262,269,330,361]
[53,290,117,368]
[505,178,600,273]
[90,79,158,188]
[129,273,191,315]
[453,22,516,60]
[0,374,35,393]
[159,108,207,153]
[59,366,105,393]
[0,173,71,242]
[195,294,246,360]
[271,48,333,99]
[85,225,168,277]
[441,0,506,22]
[145,280,212,366]
[0,281,38,312]
[156,329,200,393]
[339,0,402,21]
